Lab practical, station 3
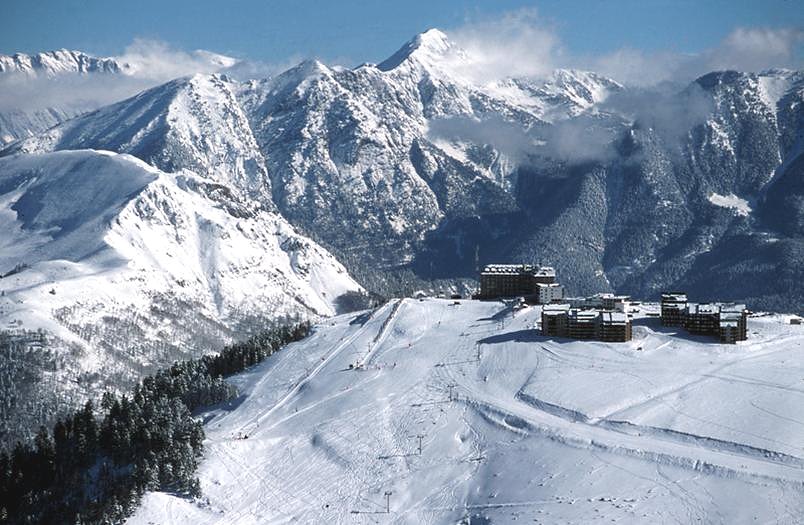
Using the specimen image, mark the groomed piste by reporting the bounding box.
[130,298,804,524]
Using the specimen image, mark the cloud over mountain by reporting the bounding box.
[441,9,803,87]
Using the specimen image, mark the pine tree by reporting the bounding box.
[34,425,55,484]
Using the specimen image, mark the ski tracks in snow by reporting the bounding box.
[429,306,804,489]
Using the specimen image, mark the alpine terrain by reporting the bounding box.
[0,24,802,522]
[4,30,804,310]
[129,298,804,524]
[0,149,361,442]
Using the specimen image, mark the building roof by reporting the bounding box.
[596,293,631,301]
[570,309,599,323]
[542,304,571,315]
[687,303,720,315]
[535,282,562,288]
[661,292,688,302]
[600,311,629,325]
[721,303,747,313]
[481,264,555,277]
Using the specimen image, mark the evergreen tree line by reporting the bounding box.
[0,322,311,524]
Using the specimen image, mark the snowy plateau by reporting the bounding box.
[129,298,804,524]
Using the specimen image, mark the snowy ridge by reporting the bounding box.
[0,149,360,321]
[129,299,804,524]
[6,74,271,201]
[0,48,240,145]
[0,49,129,77]
[377,29,455,73]
[0,48,238,79]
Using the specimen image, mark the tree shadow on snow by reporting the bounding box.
[196,394,248,421]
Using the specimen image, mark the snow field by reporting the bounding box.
[131,298,804,524]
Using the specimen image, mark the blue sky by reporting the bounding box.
[2,0,802,67]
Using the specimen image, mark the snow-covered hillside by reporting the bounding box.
[0,150,361,438]
[2,26,804,446]
[130,298,804,524]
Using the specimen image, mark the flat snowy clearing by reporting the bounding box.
[707,193,752,216]
[130,299,804,524]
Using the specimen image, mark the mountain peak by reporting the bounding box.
[377,28,453,72]
[414,28,451,51]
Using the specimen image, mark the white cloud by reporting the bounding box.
[442,11,803,87]
[445,8,564,83]
[704,27,803,72]
[589,27,803,86]
[114,38,238,81]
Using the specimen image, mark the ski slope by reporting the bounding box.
[130,299,804,524]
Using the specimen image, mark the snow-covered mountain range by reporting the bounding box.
[1,28,803,442]
[6,29,803,308]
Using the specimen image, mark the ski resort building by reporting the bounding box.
[478,264,563,303]
[541,305,632,342]
[534,282,565,304]
[568,309,600,340]
[685,303,721,335]
[541,304,570,336]
[599,293,631,312]
[567,293,631,312]
[660,292,748,343]
[719,309,747,344]
[718,305,749,343]
[599,311,633,342]
[661,292,688,326]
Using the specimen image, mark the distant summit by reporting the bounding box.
[377,28,453,71]
[0,49,129,76]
